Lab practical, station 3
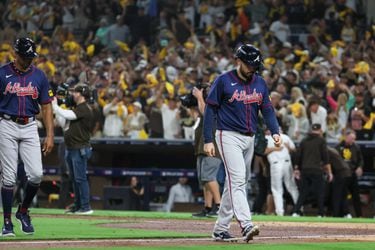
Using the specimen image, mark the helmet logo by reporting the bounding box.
[26,46,33,53]
[254,55,260,62]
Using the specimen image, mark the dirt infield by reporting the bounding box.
[2,217,375,249]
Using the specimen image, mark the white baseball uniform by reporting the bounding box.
[266,133,299,216]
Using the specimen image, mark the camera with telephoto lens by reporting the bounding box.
[179,82,209,108]
[56,83,75,107]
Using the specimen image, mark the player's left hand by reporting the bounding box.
[204,143,215,157]
[42,136,54,156]
[272,134,282,147]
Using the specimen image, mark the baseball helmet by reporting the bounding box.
[73,83,91,99]
[234,44,263,70]
[14,37,38,58]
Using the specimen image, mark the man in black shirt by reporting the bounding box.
[292,123,332,217]
[335,130,364,217]
[327,147,351,217]
[191,85,222,218]
[52,84,95,214]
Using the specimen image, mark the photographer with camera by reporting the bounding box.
[188,83,222,218]
[52,83,95,215]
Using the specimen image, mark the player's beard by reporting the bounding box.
[239,65,254,81]
[16,57,33,71]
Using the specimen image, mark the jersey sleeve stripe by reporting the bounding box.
[261,102,272,108]
[40,98,53,104]
[206,99,219,106]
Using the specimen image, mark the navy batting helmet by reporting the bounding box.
[234,44,262,70]
[14,38,38,58]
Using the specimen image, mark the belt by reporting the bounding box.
[1,114,35,125]
[239,131,254,137]
[272,160,290,164]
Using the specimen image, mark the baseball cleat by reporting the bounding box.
[1,219,15,237]
[242,225,259,242]
[15,205,34,235]
[65,205,80,214]
[192,210,208,218]
[207,206,219,218]
[212,231,238,242]
[75,209,94,215]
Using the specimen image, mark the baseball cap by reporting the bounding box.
[283,42,292,49]
[311,123,321,131]
[71,83,90,98]
[133,101,142,109]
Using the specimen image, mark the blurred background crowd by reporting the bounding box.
[0,0,374,142]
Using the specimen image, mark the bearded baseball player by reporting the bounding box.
[203,44,281,242]
[0,38,54,236]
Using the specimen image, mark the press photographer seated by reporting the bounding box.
[52,83,95,215]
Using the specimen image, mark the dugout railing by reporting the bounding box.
[40,137,375,211]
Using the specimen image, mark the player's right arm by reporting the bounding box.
[203,104,216,157]
[203,76,223,157]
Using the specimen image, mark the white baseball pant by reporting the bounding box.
[270,159,299,216]
[213,130,254,233]
[0,119,43,186]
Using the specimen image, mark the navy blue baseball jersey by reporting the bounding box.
[0,62,53,117]
[204,69,279,143]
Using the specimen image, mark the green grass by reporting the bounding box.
[30,208,375,223]
[52,242,375,250]
[0,209,373,249]
[1,217,204,240]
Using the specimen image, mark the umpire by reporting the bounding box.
[292,123,332,217]
[52,83,95,214]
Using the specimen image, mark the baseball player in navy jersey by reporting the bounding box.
[0,38,54,236]
[203,44,281,242]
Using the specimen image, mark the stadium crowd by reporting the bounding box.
[0,0,374,216]
[0,0,374,141]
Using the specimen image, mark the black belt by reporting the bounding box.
[272,160,290,164]
[1,114,35,125]
[239,131,254,137]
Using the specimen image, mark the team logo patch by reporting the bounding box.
[48,89,54,97]
[343,148,352,160]
[228,89,263,105]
